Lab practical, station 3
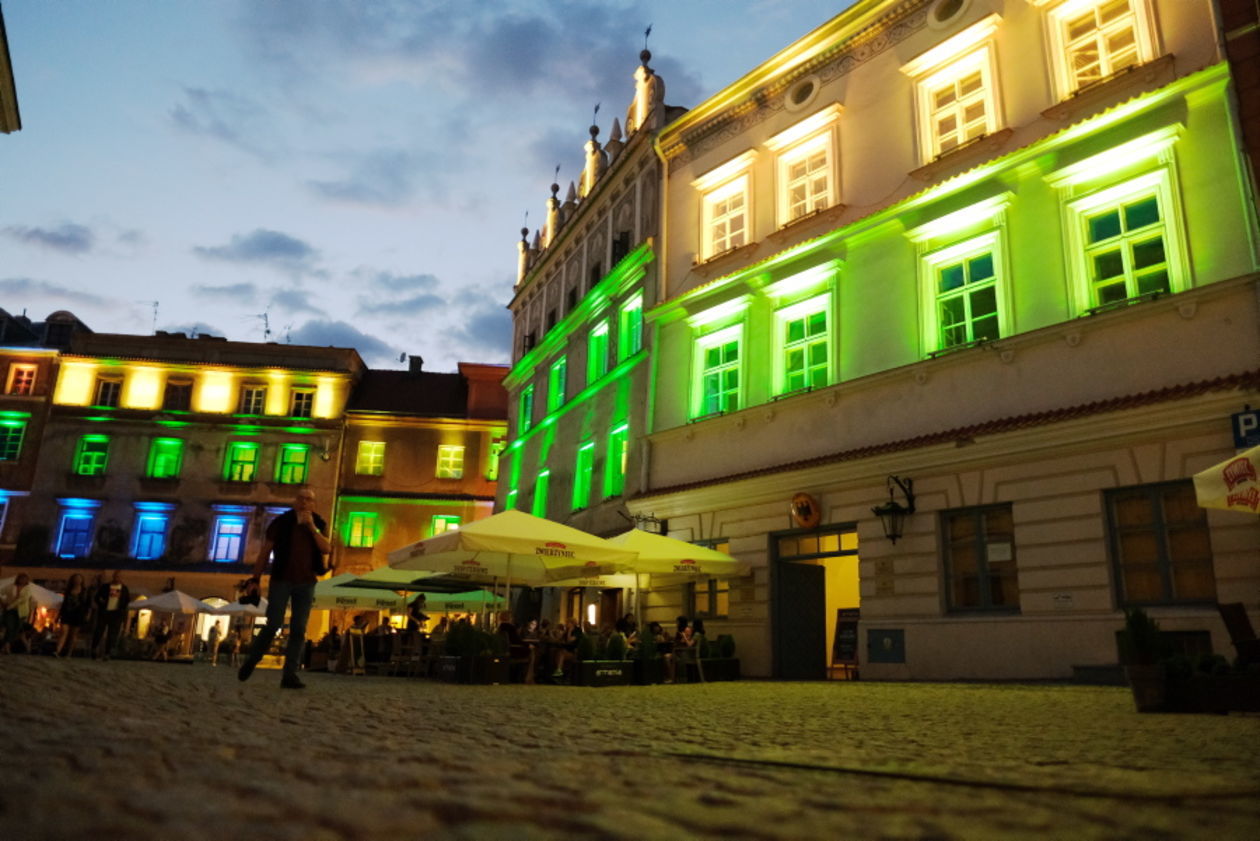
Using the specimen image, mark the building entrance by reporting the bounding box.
[772,526,860,680]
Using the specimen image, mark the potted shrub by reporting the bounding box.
[633,632,663,685]
[438,623,508,684]
[701,633,742,682]
[1119,608,1171,712]
[575,631,634,687]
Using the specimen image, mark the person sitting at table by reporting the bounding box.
[665,617,696,683]
[549,617,580,680]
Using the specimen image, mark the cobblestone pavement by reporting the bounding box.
[1,657,1258,841]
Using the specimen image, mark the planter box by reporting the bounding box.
[1128,666,1260,713]
[699,657,741,682]
[633,658,665,685]
[575,660,634,687]
[437,655,510,685]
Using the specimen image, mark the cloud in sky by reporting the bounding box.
[169,87,275,160]
[358,293,444,318]
[3,223,95,255]
[307,147,422,207]
[362,270,441,292]
[269,288,327,317]
[287,319,402,367]
[441,299,513,364]
[0,277,108,307]
[192,229,322,276]
[191,281,259,300]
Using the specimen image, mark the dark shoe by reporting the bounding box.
[280,674,305,689]
[238,660,256,682]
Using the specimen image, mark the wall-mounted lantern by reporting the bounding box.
[871,475,916,543]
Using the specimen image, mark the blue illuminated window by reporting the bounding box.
[132,503,175,560]
[57,513,94,558]
[211,516,247,562]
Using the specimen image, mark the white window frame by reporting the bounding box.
[436,445,465,479]
[356,440,386,476]
[290,388,315,418]
[920,231,1009,354]
[692,324,745,419]
[6,364,36,395]
[587,320,610,384]
[617,294,644,361]
[93,376,122,408]
[773,293,832,397]
[209,515,247,563]
[239,384,267,415]
[1062,169,1186,312]
[1033,0,1159,101]
[1046,126,1188,314]
[901,14,1003,165]
[765,104,843,229]
[693,150,757,261]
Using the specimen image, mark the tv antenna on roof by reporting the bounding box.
[255,311,271,341]
[137,300,159,334]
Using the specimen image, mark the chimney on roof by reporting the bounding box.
[409,355,424,374]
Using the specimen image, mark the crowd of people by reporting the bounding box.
[0,567,253,662]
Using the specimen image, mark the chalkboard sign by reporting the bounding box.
[832,607,859,665]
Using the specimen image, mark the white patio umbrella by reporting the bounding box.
[128,590,214,656]
[0,577,63,609]
[313,573,411,612]
[1194,444,1260,513]
[606,529,749,623]
[388,509,637,617]
[213,598,269,618]
[127,590,214,614]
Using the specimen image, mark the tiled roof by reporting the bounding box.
[633,370,1260,500]
[347,370,468,416]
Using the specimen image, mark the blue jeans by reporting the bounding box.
[244,579,315,679]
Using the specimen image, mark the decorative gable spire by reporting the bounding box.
[605,117,624,163]
[579,123,608,198]
[543,181,562,248]
[516,226,530,284]
[627,46,665,134]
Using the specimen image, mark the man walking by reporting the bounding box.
[238,488,332,689]
[91,570,130,660]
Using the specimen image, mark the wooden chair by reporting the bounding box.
[1217,602,1260,665]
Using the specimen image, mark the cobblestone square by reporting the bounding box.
[1,657,1258,840]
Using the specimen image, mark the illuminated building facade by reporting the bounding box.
[629,0,1259,679]
[8,331,363,597]
[499,47,678,597]
[334,359,508,576]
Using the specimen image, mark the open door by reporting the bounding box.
[774,561,827,679]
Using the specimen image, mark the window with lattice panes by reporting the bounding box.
[781,308,829,394]
[1108,481,1215,606]
[699,337,741,417]
[943,504,1020,612]
[356,441,385,476]
[347,512,378,548]
[936,250,999,349]
[94,377,121,408]
[518,385,535,435]
[6,364,36,395]
[74,435,110,476]
[1062,0,1140,91]
[147,438,184,479]
[210,516,246,562]
[588,321,610,384]
[290,388,315,418]
[604,423,629,498]
[163,379,192,411]
[276,444,310,484]
[572,442,594,510]
[0,419,26,461]
[929,69,987,156]
[784,145,830,222]
[57,511,95,559]
[224,442,259,482]
[436,445,465,479]
[431,514,461,536]
[239,385,267,415]
[1084,192,1168,306]
[617,295,643,361]
[708,186,746,256]
[547,357,567,413]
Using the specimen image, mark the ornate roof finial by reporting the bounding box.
[642,23,652,64]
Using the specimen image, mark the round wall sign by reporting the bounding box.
[790,493,822,529]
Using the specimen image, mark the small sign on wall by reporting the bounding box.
[1233,409,1260,448]
[867,628,905,663]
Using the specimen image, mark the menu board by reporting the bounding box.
[832,607,860,665]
